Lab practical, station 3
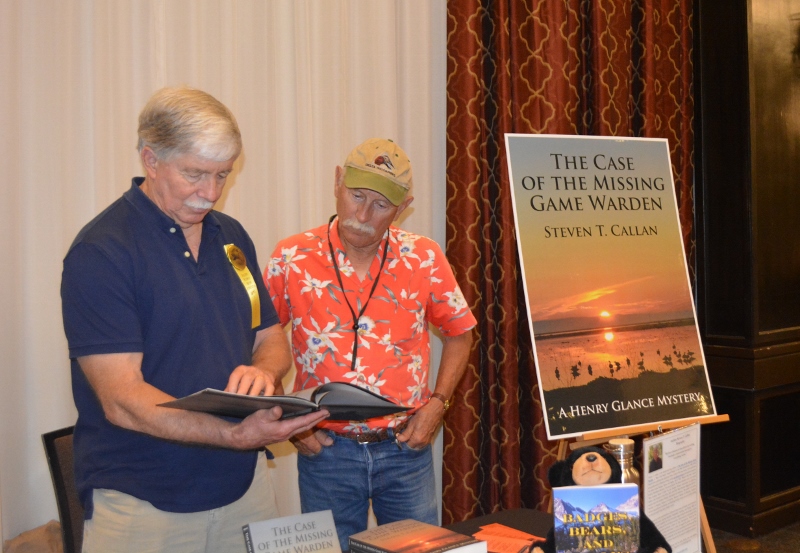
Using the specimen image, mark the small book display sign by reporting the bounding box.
[552,483,640,553]
[349,519,487,553]
[243,510,340,553]
[160,381,409,421]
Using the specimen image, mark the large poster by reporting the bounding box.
[505,134,715,439]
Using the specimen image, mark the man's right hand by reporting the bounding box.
[290,428,334,456]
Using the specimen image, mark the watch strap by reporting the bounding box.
[430,392,451,412]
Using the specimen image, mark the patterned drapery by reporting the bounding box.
[443,0,695,523]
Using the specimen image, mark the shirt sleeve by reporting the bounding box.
[61,242,143,358]
[423,240,477,336]
[263,240,292,327]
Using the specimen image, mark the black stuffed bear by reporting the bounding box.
[531,446,671,553]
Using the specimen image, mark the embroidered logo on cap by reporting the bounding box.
[374,153,394,171]
[365,153,398,177]
[373,154,395,172]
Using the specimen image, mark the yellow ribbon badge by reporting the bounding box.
[224,244,261,329]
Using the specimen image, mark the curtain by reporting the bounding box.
[0,0,445,540]
[443,0,695,523]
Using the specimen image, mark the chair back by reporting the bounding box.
[42,426,84,553]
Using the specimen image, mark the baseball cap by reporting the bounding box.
[343,138,412,206]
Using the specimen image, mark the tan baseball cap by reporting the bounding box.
[343,138,412,206]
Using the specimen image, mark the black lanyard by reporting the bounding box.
[327,215,390,371]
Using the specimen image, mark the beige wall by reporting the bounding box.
[0,0,446,541]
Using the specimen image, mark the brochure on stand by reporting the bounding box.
[160,381,410,421]
[643,423,701,553]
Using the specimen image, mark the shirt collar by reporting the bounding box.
[124,177,221,235]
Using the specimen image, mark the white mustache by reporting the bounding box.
[341,218,375,234]
[185,199,214,210]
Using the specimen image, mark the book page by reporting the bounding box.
[159,389,317,419]
[305,382,412,420]
[643,423,701,553]
[293,386,321,402]
[160,382,409,421]
[312,381,404,407]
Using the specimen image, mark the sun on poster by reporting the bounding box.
[504,134,716,439]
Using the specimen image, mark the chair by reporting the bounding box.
[42,426,84,553]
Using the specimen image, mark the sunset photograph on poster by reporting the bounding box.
[505,134,716,439]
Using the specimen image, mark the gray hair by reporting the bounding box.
[137,87,242,162]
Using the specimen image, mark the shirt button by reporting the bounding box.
[170,227,177,234]
[184,251,191,258]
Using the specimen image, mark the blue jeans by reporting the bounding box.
[297,431,438,551]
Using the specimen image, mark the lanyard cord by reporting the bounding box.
[327,215,390,371]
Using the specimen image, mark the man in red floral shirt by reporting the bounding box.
[265,138,476,550]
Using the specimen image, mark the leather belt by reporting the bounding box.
[331,419,410,444]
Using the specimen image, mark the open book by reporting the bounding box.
[159,381,410,421]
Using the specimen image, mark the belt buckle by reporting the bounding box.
[356,433,372,445]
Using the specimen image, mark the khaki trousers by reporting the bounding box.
[82,452,278,553]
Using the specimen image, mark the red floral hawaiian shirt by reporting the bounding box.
[265,219,476,432]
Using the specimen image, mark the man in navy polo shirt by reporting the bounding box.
[60,87,328,553]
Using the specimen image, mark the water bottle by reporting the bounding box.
[603,438,640,486]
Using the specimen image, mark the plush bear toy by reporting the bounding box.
[531,446,671,553]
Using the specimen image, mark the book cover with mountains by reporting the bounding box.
[552,483,640,553]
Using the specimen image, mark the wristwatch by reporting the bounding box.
[430,392,451,412]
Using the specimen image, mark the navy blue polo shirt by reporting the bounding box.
[61,178,279,514]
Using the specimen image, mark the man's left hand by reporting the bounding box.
[394,331,471,449]
[226,323,291,396]
[225,365,276,396]
[394,399,446,449]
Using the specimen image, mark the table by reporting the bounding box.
[445,508,553,540]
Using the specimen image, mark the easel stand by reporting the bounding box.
[550,414,729,553]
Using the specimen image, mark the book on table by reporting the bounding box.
[160,381,410,421]
[243,509,340,553]
[552,483,640,553]
[349,519,487,553]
